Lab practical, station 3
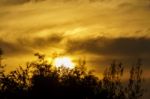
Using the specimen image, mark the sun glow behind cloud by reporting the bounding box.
[53,57,75,69]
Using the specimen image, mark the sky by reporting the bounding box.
[0,0,150,80]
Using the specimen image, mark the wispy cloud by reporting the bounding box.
[0,33,64,56]
[0,0,150,80]
[0,39,32,56]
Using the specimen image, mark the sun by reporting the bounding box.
[54,57,75,69]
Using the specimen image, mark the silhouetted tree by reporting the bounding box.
[0,52,145,99]
[0,48,4,78]
[127,59,144,99]
[102,61,125,99]
[0,48,4,99]
[29,53,60,98]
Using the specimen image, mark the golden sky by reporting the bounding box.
[0,0,150,79]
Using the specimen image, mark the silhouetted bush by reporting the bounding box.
[0,51,145,99]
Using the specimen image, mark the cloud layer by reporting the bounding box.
[0,0,150,75]
[67,37,150,57]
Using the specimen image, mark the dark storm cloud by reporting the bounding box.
[0,34,64,56]
[66,37,150,57]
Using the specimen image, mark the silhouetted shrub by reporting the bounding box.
[0,52,145,99]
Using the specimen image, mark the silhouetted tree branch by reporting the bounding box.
[127,59,144,99]
[0,52,145,99]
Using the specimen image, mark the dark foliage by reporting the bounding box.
[0,51,144,99]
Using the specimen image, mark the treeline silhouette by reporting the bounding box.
[0,49,144,99]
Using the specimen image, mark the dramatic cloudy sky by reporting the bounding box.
[0,0,150,85]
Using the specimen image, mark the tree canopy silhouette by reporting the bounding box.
[0,50,145,99]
